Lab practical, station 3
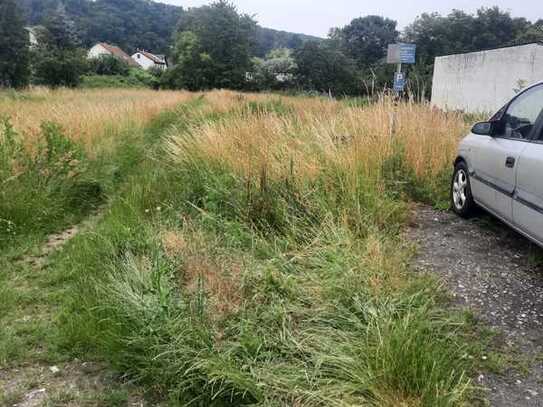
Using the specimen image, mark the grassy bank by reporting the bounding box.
[0,89,197,404]
[0,88,192,253]
[0,88,190,148]
[26,91,494,406]
[3,89,500,405]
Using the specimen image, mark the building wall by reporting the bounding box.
[28,31,38,47]
[88,44,111,59]
[131,53,166,71]
[431,44,543,114]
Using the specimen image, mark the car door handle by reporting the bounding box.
[505,157,516,168]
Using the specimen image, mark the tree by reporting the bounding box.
[0,0,31,88]
[403,7,536,99]
[40,4,80,49]
[19,0,183,54]
[294,41,359,96]
[33,8,87,87]
[332,16,398,68]
[88,54,129,76]
[516,19,543,43]
[404,8,536,64]
[472,7,531,50]
[173,1,257,90]
[249,48,298,90]
[17,0,314,66]
[161,31,214,91]
[253,26,318,58]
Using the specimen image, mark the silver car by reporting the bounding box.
[452,81,543,246]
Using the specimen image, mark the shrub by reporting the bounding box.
[81,74,146,89]
[0,118,101,247]
[88,55,130,76]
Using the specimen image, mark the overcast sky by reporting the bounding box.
[158,0,541,37]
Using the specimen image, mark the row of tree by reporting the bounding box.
[2,0,543,95]
[19,0,182,55]
[163,2,543,96]
[0,0,164,89]
[0,0,95,88]
[17,0,318,58]
[159,1,373,94]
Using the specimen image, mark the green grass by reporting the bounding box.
[0,117,101,254]
[0,93,511,406]
[0,96,204,404]
[81,74,150,89]
[81,68,160,89]
[46,96,482,406]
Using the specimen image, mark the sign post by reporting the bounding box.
[387,43,416,94]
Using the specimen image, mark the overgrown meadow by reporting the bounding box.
[1,88,494,406]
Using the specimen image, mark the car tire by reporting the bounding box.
[451,161,476,218]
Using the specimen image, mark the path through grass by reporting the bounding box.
[2,90,496,406]
[0,91,199,406]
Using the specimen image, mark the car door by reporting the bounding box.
[470,84,543,222]
[513,104,543,244]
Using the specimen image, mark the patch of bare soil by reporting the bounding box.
[0,361,144,406]
[3,209,148,406]
[21,207,105,269]
[22,226,81,269]
[407,205,543,407]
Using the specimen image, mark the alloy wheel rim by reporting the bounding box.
[452,170,468,210]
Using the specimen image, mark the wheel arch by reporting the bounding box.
[454,156,467,167]
[453,155,474,174]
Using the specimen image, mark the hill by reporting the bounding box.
[18,0,320,56]
[19,0,182,54]
[254,26,321,57]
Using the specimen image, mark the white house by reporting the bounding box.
[131,50,168,71]
[431,43,543,114]
[88,43,139,67]
[25,27,40,48]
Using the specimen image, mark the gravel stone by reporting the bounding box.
[407,205,543,407]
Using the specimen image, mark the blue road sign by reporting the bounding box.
[399,43,416,64]
[394,72,406,92]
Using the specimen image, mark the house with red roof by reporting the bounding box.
[88,43,140,68]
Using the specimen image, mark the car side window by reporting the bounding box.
[497,85,543,140]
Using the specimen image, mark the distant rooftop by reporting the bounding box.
[97,43,139,67]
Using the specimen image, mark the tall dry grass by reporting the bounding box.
[170,91,468,190]
[0,87,194,247]
[58,91,482,405]
[0,87,193,149]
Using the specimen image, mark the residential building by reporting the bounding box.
[88,43,139,67]
[131,50,168,71]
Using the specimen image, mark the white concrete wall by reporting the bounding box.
[431,44,543,114]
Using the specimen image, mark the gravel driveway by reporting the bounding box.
[407,206,543,407]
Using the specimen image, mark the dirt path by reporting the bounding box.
[407,205,543,407]
[0,361,144,407]
[1,209,147,406]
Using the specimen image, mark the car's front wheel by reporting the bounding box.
[451,162,476,217]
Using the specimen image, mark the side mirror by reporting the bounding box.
[471,121,494,136]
